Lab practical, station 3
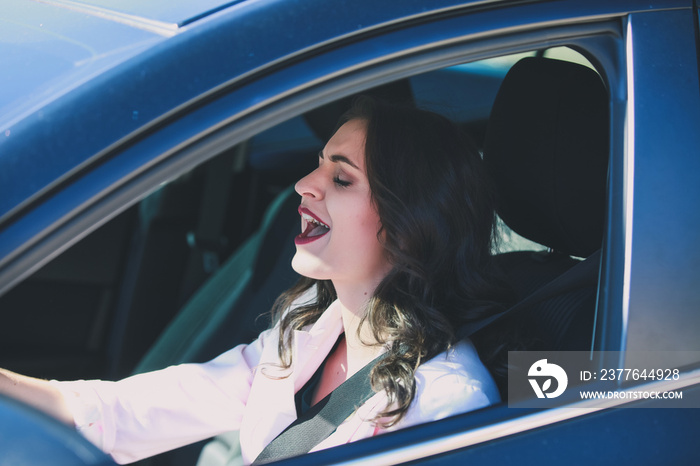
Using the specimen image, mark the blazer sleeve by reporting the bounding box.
[51,325,278,464]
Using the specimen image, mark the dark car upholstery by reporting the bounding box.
[134,185,300,373]
[475,57,609,391]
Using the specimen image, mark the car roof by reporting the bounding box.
[62,0,248,26]
[0,0,245,132]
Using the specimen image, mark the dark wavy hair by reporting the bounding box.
[269,96,509,425]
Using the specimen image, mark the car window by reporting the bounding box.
[0,43,609,465]
[0,44,599,374]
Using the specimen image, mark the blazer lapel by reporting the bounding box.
[291,300,344,392]
[239,300,344,463]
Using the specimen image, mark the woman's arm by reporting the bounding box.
[0,367,74,425]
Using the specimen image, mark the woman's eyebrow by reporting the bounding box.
[319,151,360,170]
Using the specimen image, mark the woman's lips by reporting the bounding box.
[295,206,330,245]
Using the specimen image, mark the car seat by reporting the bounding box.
[474,56,609,390]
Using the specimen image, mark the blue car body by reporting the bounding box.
[1,0,699,464]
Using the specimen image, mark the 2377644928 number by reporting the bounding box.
[599,368,680,381]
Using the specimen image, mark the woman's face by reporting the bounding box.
[292,119,390,291]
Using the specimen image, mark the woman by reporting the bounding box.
[0,96,505,464]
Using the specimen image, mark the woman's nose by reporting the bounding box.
[295,169,323,199]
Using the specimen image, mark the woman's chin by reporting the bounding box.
[291,253,331,280]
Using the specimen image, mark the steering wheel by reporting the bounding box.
[0,394,114,466]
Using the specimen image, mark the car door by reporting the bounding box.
[1,1,699,465]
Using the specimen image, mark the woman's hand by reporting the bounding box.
[0,368,74,426]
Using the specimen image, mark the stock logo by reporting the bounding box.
[528,359,568,398]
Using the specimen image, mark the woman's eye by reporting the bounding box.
[333,176,351,188]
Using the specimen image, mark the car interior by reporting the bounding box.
[0,46,609,465]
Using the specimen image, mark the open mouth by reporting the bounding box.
[295,207,330,245]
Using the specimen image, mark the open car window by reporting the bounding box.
[0,45,599,378]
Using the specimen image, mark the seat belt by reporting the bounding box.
[252,352,385,465]
[253,250,600,463]
[457,249,601,338]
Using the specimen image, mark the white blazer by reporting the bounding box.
[54,299,500,465]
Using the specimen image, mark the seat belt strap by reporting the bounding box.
[458,249,601,338]
[252,352,385,465]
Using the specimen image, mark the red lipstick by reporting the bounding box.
[295,206,330,245]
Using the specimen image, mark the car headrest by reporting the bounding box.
[483,57,609,258]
